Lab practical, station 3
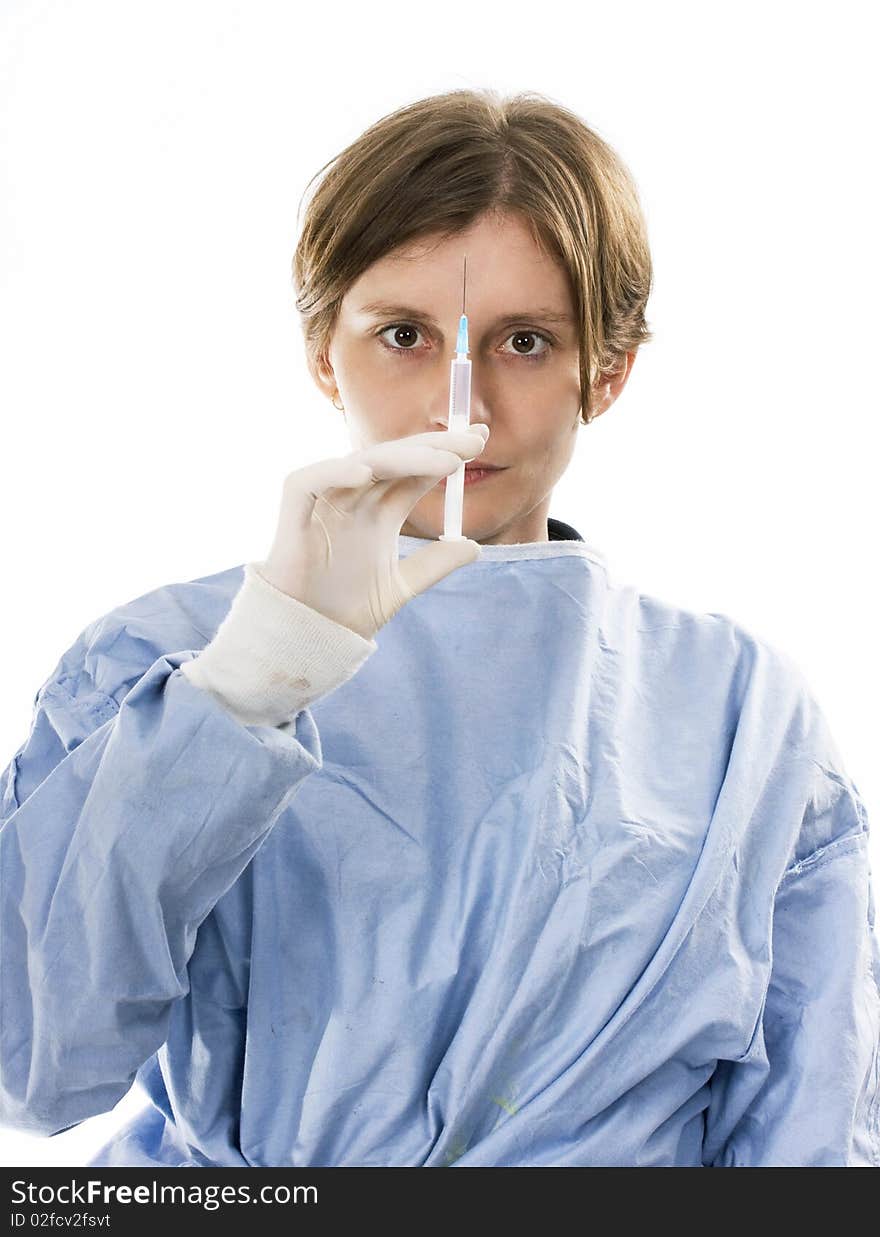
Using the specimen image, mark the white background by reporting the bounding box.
[1,0,877,1167]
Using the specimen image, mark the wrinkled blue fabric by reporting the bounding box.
[1,531,879,1167]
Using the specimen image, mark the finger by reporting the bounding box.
[395,425,490,450]
[389,425,490,459]
[283,455,375,523]
[287,454,375,493]
[360,429,488,483]
[361,430,491,525]
[397,537,481,600]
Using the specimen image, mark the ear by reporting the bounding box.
[589,350,637,420]
[307,344,338,403]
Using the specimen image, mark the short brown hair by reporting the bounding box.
[292,88,654,425]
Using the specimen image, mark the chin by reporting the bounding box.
[404,487,499,543]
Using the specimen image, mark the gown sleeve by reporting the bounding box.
[701,765,880,1167]
[0,571,376,1139]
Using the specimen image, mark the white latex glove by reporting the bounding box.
[258,425,491,640]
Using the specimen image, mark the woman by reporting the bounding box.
[1,89,878,1168]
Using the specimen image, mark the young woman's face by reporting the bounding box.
[311,210,633,544]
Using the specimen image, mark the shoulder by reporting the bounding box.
[38,563,246,713]
[600,574,810,725]
[607,579,869,845]
[601,580,862,867]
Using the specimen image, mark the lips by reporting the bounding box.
[442,462,504,488]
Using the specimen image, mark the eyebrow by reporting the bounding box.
[355,300,574,328]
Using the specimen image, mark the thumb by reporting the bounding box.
[397,538,481,599]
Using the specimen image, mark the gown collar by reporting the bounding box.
[398,517,608,570]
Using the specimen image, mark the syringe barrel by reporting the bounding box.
[448,356,471,425]
[439,354,472,542]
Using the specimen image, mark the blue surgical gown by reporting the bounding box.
[2,523,879,1167]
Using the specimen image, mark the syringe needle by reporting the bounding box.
[462,254,467,314]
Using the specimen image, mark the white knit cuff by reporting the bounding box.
[180,561,378,728]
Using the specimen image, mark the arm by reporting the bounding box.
[0,564,376,1136]
[702,774,880,1166]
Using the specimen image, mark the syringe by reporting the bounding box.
[439,256,472,542]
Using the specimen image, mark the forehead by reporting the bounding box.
[395,211,551,265]
[343,212,572,314]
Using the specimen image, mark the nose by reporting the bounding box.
[429,370,490,433]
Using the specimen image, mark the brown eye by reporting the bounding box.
[378,324,425,354]
[501,330,552,360]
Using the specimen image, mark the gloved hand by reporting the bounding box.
[257,424,491,641]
